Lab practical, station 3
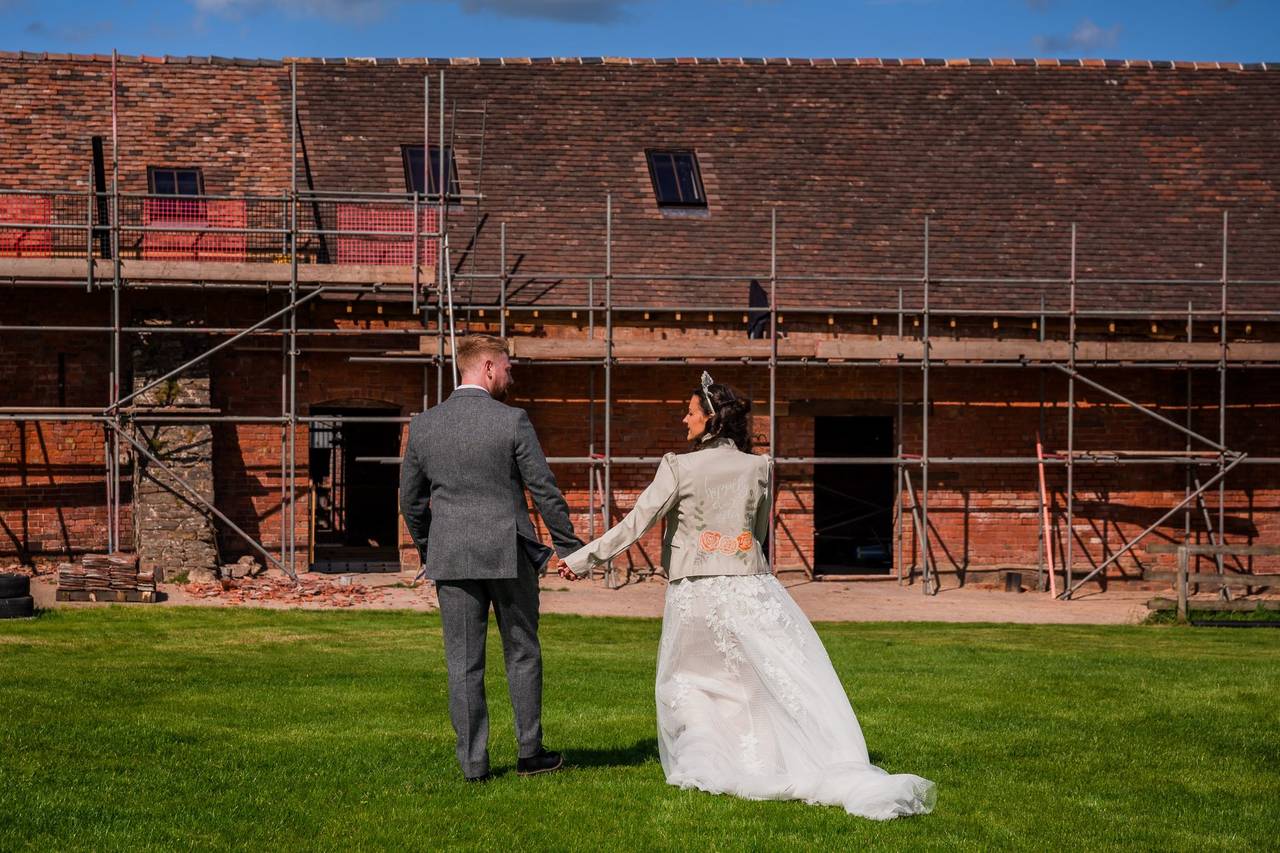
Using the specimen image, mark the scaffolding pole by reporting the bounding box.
[921,217,934,594]
[1,136,1273,600]
[109,47,121,554]
[1060,452,1247,598]
[603,194,615,587]
[1185,301,1194,573]
[288,61,300,577]
[1218,212,1229,576]
[113,425,294,577]
[895,286,904,585]
[769,208,779,575]
[1065,224,1077,597]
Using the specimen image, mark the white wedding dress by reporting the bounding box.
[656,573,936,820]
[562,437,935,819]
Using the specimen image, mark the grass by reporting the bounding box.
[1145,604,1280,625]
[1,608,1278,851]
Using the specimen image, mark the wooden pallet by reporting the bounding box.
[56,589,157,603]
[1146,597,1280,613]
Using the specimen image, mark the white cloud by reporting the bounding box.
[190,0,641,23]
[1032,18,1121,54]
[23,18,114,42]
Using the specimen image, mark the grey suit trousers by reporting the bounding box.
[435,552,542,777]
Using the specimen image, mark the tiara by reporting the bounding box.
[700,370,717,417]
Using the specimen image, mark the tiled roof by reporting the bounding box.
[1,52,1277,70]
[1,54,1277,314]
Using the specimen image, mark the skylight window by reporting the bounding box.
[646,151,706,207]
[149,167,203,196]
[402,145,460,198]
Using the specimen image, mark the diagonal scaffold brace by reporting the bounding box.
[112,425,298,581]
[105,286,330,415]
[1058,452,1247,599]
[102,286,330,583]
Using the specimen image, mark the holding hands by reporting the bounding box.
[555,559,579,581]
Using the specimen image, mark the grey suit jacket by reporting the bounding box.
[399,387,583,581]
[563,437,772,581]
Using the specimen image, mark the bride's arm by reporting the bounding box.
[562,453,680,575]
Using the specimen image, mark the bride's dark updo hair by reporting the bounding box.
[692,381,752,453]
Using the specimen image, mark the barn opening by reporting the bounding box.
[813,415,895,576]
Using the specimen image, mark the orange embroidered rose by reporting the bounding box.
[736,531,753,552]
[698,531,722,552]
[717,536,739,556]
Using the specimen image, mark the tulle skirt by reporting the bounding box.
[656,573,936,820]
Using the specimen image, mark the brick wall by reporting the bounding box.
[0,59,290,193]
[0,293,130,564]
[485,337,1280,583]
[3,56,1279,584]
[4,287,1278,585]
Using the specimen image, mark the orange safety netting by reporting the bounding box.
[142,198,248,262]
[335,204,439,266]
[0,196,53,257]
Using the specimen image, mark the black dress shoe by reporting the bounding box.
[464,772,493,784]
[516,748,564,776]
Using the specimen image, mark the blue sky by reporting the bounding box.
[4,0,1277,62]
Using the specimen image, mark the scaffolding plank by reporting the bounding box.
[1101,341,1275,361]
[511,339,606,359]
[1148,543,1280,556]
[933,340,1073,361]
[816,339,1280,363]
[816,339,1079,361]
[507,338,818,360]
[0,258,97,280]
[1143,571,1280,587]
[0,257,434,285]
[612,339,818,358]
[816,340,924,360]
[817,340,1076,361]
[122,259,435,285]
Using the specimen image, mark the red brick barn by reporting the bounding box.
[2,53,1278,598]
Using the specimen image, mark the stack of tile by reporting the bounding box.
[56,552,151,602]
[80,552,138,591]
[57,562,86,592]
[83,556,111,591]
[106,554,139,591]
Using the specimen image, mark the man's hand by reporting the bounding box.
[555,559,579,581]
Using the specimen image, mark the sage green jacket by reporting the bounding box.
[563,438,772,581]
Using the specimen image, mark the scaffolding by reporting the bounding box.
[2,58,1278,598]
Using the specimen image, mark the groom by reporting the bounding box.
[399,334,584,782]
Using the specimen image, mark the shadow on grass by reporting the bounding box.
[567,737,660,769]
[562,741,904,775]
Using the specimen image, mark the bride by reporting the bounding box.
[556,373,936,820]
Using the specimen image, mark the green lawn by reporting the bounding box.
[1,607,1277,851]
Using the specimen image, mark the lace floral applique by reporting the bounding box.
[693,575,809,677]
[748,575,808,656]
[668,580,695,625]
[702,577,746,674]
[759,656,805,721]
[669,673,693,711]
[739,731,765,773]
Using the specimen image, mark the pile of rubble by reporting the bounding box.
[180,573,396,607]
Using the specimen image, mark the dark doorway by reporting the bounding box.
[813,416,894,575]
[309,406,401,572]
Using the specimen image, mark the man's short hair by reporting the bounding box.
[455,334,509,374]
